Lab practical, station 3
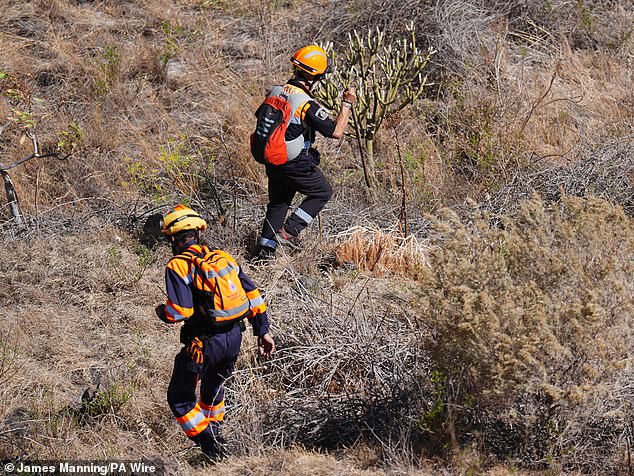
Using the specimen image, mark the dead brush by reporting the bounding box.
[334,224,429,278]
[208,231,433,466]
[223,276,430,465]
[486,137,634,217]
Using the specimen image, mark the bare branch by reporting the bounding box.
[0,151,66,172]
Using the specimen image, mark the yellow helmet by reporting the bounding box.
[290,45,330,76]
[162,204,207,236]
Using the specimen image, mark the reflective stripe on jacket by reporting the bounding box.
[164,244,269,335]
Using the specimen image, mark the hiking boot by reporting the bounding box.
[198,434,229,461]
[253,245,276,263]
[276,227,300,249]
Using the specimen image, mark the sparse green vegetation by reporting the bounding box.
[56,122,84,155]
[123,135,223,215]
[80,385,132,419]
[94,45,122,96]
[159,21,187,64]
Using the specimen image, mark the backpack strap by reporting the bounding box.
[179,249,205,289]
[181,249,240,281]
[269,84,312,160]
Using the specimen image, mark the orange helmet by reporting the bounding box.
[162,204,207,236]
[290,45,330,76]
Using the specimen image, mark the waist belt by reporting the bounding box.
[204,318,246,337]
[180,317,246,344]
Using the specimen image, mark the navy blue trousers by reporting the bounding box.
[260,150,333,249]
[166,326,242,441]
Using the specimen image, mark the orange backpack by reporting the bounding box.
[180,248,249,327]
[250,95,292,165]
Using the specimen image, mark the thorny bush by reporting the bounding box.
[417,194,634,472]
[224,274,429,464]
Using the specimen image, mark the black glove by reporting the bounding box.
[155,304,171,323]
[185,337,204,365]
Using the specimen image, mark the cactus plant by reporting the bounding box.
[317,25,435,187]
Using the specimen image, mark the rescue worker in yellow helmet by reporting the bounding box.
[156,204,275,459]
[257,45,356,259]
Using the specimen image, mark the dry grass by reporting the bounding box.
[1,0,632,215]
[0,232,163,460]
[335,0,634,210]
[1,191,631,474]
[0,222,428,473]
[209,448,391,476]
[335,225,430,279]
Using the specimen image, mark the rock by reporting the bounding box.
[165,59,188,87]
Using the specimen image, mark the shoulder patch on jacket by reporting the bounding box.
[315,107,330,121]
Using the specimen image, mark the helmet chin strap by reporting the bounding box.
[295,74,319,92]
[293,67,324,90]
[306,77,319,90]
[170,230,200,255]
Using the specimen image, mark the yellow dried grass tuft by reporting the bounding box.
[335,225,429,278]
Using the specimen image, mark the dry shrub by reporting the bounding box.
[522,46,634,156]
[417,194,634,471]
[436,78,530,198]
[431,0,504,73]
[334,225,429,278]
[203,250,432,467]
[331,0,501,74]
[487,138,634,217]
[227,281,427,463]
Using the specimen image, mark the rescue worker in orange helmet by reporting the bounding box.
[257,45,356,259]
[155,204,275,459]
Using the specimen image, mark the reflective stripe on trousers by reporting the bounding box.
[166,326,242,440]
[176,403,209,437]
[201,399,225,422]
